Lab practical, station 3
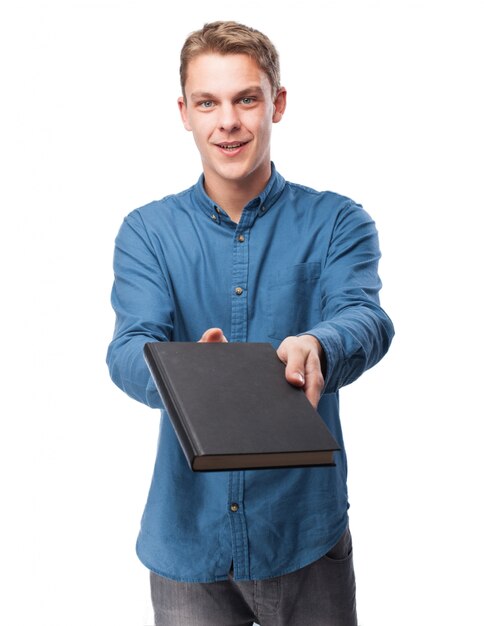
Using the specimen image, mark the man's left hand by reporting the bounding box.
[277,335,325,409]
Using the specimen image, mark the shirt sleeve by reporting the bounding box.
[301,201,395,394]
[106,210,173,408]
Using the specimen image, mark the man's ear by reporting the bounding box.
[272,87,287,124]
[177,96,192,131]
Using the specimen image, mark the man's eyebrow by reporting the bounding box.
[235,86,265,99]
[189,86,265,102]
[190,91,215,102]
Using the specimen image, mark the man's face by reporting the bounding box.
[178,53,286,194]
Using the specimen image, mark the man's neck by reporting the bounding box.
[203,167,271,223]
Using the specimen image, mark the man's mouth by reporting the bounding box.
[216,141,248,151]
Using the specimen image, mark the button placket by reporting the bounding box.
[227,221,251,580]
[230,222,250,343]
[227,470,249,579]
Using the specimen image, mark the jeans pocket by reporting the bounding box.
[323,527,353,562]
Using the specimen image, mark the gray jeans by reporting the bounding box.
[150,527,357,626]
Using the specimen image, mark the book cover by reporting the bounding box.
[143,341,340,471]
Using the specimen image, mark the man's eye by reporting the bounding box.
[240,97,254,105]
[200,101,214,108]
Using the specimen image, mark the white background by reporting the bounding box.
[1,1,482,624]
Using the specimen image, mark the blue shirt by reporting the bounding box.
[106,164,394,582]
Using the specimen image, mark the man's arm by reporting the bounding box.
[106,211,174,408]
[278,201,394,406]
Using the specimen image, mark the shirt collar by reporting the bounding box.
[193,162,286,225]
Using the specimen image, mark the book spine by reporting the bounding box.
[143,343,198,469]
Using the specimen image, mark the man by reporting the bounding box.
[107,20,394,626]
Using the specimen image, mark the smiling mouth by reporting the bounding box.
[217,142,248,151]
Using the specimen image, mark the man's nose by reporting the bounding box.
[217,103,241,132]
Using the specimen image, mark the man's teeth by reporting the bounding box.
[220,143,242,150]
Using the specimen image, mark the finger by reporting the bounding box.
[198,328,228,343]
[281,343,306,388]
[302,353,325,408]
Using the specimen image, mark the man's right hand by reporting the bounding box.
[198,328,228,343]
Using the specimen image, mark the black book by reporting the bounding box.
[143,341,340,471]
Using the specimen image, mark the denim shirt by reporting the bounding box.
[106,164,394,582]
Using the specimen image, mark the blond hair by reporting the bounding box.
[180,21,281,101]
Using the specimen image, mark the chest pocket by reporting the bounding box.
[266,262,322,341]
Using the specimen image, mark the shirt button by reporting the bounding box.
[238,234,245,243]
[235,287,243,296]
[211,214,217,221]
[230,503,239,512]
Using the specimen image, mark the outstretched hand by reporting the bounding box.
[277,335,325,409]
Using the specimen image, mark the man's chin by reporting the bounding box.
[211,160,268,185]
[210,163,252,184]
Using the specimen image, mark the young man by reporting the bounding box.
[107,21,394,626]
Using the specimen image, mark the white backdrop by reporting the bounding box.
[1,1,482,625]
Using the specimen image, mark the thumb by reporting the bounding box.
[277,341,305,387]
[286,369,305,387]
[198,328,228,343]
